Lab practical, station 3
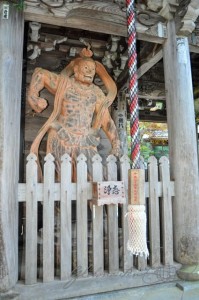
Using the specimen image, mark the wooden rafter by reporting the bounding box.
[137,48,163,79]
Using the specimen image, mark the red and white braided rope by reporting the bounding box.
[126,0,140,169]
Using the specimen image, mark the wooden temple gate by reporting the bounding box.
[1,1,199,298]
[17,153,176,293]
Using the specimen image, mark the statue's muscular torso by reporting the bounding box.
[47,77,104,157]
[58,78,98,135]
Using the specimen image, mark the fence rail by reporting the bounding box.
[18,153,175,285]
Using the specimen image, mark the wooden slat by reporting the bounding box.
[25,154,38,284]
[92,154,104,275]
[60,154,72,280]
[148,156,160,267]
[137,167,148,271]
[119,155,133,272]
[43,154,55,282]
[106,155,119,273]
[76,154,88,276]
[159,157,174,265]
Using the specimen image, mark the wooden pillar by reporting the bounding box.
[0,4,24,291]
[163,20,199,280]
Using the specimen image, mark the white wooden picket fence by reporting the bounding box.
[18,153,175,286]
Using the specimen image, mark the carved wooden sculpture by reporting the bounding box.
[28,48,120,180]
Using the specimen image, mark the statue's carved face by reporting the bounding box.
[74,59,96,85]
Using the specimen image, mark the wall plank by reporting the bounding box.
[0,5,24,292]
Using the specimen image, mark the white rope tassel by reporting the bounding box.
[127,205,149,258]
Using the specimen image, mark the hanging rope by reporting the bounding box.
[126,0,149,258]
[126,0,140,169]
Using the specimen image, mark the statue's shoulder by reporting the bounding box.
[93,84,105,96]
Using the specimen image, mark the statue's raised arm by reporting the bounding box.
[28,67,60,113]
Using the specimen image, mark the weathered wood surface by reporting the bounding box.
[159,156,173,265]
[43,154,55,282]
[0,4,24,292]
[92,181,125,205]
[24,11,168,44]
[92,154,104,275]
[60,154,72,280]
[24,0,169,42]
[25,1,127,36]
[163,21,199,266]
[120,155,133,272]
[18,179,175,202]
[18,154,175,284]
[15,264,181,300]
[106,155,119,274]
[128,169,145,205]
[148,156,160,267]
[137,49,163,79]
[76,154,88,276]
[25,154,38,285]
[24,1,199,50]
[175,0,199,36]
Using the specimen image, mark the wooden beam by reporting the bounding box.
[137,48,163,79]
[137,32,165,44]
[189,44,199,54]
[24,11,166,43]
[138,94,166,100]
[24,11,128,37]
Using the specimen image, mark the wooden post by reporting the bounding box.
[128,169,145,206]
[0,4,24,292]
[163,20,199,280]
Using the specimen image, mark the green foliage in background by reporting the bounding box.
[140,142,154,161]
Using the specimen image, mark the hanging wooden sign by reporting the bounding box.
[92,181,126,206]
